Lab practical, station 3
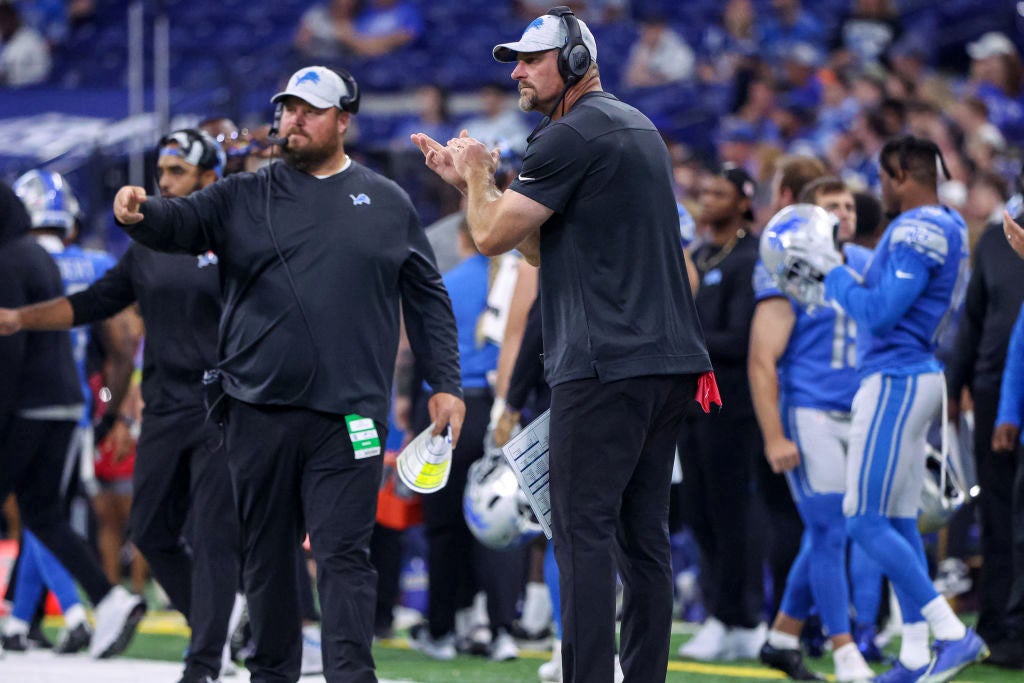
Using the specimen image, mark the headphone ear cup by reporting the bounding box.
[568,44,590,78]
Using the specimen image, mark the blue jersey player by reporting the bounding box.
[750,178,875,682]
[824,136,987,683]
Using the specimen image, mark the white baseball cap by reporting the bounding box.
[271,66,353,110]
[967,32,1017,61]
[493,13,597,64]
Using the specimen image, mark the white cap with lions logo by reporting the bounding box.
[493,13,597,64]
[271,66,352,110]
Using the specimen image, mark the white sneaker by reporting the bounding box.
[410,629,457,661]
[538,640,561,682]
[614,654,624,683]
[678,617,733,661]
[489,630,519,662]
[728,622,767,660]
[89,586,146,658]
[834,642,875,682]
[300,624,323,676]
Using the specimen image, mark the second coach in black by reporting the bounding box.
[114,66,465,683]
[414,8,713,683]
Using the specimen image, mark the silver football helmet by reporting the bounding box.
[463,450,541,551]
[759,204,843,309]
[918,437,975,534]
[13,169,81,239]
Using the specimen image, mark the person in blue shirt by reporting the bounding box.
[750,177,876,682]
[824,135,987,683]
[4,169,136,655]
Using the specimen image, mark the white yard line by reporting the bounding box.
[0,650,413,683]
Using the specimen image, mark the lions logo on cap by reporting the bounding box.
[296,70,321,86]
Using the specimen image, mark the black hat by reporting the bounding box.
[721,164,757,221]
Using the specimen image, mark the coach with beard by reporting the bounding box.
[111,66,465,683]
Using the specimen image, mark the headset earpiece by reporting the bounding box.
[547,6,590,85]
[335,67,361,114]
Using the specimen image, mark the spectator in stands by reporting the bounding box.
[391,84,454,149]
[829,0,902,71]
[294,0,361,60]
[623,15,695,89]
[342,0,422,58]
[295,0,421,60]
[716,117,760,179]
[966,32,1024,146]
[964,170,1009,237]
[697,0,759,85]
[16,0,68,46]
[777,43,823,111]
[460,82,532,154]
[733,75,781,146]
[0,1,50,87]
[759,0,825,66]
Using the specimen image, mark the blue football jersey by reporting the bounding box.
[854,205,969,376]
[51,244,117,424]
[753,244,872,411]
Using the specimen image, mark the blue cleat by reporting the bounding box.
[855,623,885,663]
[919,629,989,683]
[872,661,928,683]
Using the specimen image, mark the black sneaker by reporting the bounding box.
[987,636,1024,670]
[760,642,826,681]
[28,622,53,649]
[54,623,92,654]
[177,667,219,683]
[1,633,30,652]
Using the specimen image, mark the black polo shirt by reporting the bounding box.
[508,91,711,386]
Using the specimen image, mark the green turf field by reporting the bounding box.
[45,614,1020,683]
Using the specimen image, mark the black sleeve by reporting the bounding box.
[121,178,232,254]
[507,299,544,411]
[703,256,756,364]
[0,264,28,422]
[506,124,589,213]
[399,209,463,398]
[67,247,138,326]
[947,249,985,395]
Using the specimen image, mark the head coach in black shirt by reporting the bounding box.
[111,67,465,683]
[413,8,713,682]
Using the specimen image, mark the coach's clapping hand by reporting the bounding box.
[0,308,21,335]
[428,392,466,448]
[113,186,149,225]
[445,130,498,183]
[411,132,467,194]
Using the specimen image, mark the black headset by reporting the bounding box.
[547,6,591,86]
[158,128,225,175]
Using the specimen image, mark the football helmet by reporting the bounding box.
[463,450,541,551]
[919,438,974,534]
[759,203,842,309]
[13,169,81,238]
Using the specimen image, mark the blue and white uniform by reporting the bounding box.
[825,204,969,623]
[753,243,871,637]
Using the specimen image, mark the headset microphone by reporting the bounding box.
[267,104,287,147]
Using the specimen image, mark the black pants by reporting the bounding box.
[1006,447,1024,635]
[679,409,764,629]
[370,524,404,637]
[129,409,239,677]
[226,399,383,683]
[412,389,523,639]
[972,390,1023,643]
[550,374,696,683]
[0,417,111,605]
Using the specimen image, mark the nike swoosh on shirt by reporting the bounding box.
[517,174,535,182]
[895,270,915,279]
